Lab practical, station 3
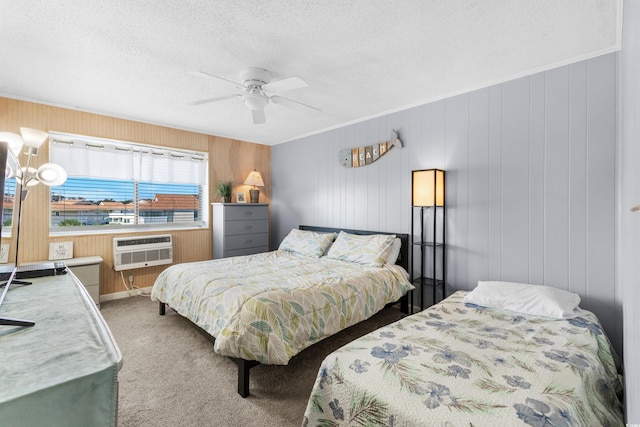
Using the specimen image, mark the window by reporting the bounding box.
[2,177,16,235]
[49,132,208,234]
[1,146,17,238]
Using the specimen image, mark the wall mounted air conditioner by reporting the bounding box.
[113,234,173,271]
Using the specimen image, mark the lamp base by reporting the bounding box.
[249,189,260,203]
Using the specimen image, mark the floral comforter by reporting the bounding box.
[303,292,624,426]
[151,250,412,365]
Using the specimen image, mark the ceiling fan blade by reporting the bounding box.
[252,109,266,124]
[189,71,244,89]
[187,94,241,106]
[263,77,308,92]
[271,95,321,114]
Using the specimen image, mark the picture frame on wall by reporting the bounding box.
[236,192,247,203]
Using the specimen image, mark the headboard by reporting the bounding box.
[298,225,409,272]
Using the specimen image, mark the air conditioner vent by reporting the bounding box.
[113,234,173,271]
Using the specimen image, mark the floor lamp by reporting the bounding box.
[0,128,67,327]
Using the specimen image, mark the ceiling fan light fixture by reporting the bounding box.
[188,67,319,124]
[243,89,269,110]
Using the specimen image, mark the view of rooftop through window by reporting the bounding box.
[43,131,209,232]
[49,177,201,227]
[2,179,16,229]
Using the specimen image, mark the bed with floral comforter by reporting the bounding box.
[151,250,412,365]
[303,291,624,426]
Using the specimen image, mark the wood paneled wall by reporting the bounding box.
[620,1,640,420]
[272,53,620,355]
[0,97,270,296]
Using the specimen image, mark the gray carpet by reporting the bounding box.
[100,296,405,427]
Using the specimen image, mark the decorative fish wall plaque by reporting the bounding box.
[339,129,403,167]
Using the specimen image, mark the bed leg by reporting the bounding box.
[159,302,166,315]
[400,293,410,315]
[230,357,260,398]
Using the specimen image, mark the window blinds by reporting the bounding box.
[49,132,208,185]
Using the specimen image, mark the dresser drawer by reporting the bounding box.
[224,219,268,236]
[224,205,269,221]
[224,232,269,251]
[67,262,101,306]
[70,264,98,287]
[224,246,269,258]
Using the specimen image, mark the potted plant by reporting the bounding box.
[216,181,233,203]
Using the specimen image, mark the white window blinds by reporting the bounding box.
[49,132,207,185]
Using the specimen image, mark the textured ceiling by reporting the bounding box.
[0,1,622,145]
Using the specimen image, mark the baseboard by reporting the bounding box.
[100,286,153,303]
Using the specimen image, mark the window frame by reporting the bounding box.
[1,149,18,238]
[48,132,209,237]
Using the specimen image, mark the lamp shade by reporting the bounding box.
[412,169,445,207]
[243,170,264,187]
[36,163,67,186]
[20,127,48,149]
[0,132,25,156]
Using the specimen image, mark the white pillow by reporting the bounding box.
[278,229,336,258]
[463,281,581,319]
[325,231,396,267]
[384,238,402,264]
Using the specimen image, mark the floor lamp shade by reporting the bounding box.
[412,169,445,207]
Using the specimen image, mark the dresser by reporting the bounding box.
[23,256,103,306]
[212,203,269,258]
[0,272,122,426]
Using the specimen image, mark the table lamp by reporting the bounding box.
[243,170,264,203]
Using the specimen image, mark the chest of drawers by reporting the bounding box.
[212,203,269,259]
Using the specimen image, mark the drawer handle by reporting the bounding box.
[244,239,254,244]
[244,225,254,230]
[243,211,254,216]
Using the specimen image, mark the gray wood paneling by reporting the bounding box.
[620,1,640,420]
[544,66,571,289]
[528,73,546,286]
[467,89,490,290]
[568,62,588,297]
[271,52,620,358]
[487,86,503,281]
[445,94,470,290]
[585,54,617,338]
[501,78,531,283]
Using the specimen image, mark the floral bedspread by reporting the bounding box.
[303,291,624,426]
[150,250,412,365]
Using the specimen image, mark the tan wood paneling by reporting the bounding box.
[1,97,270,296]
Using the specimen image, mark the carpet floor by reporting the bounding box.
[100,295,404,427]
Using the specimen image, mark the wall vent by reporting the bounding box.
[113,234,173,271]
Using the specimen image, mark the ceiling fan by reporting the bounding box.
[188,67,321,124]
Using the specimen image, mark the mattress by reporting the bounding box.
[303,291,624,426]
[151,250,413,365]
